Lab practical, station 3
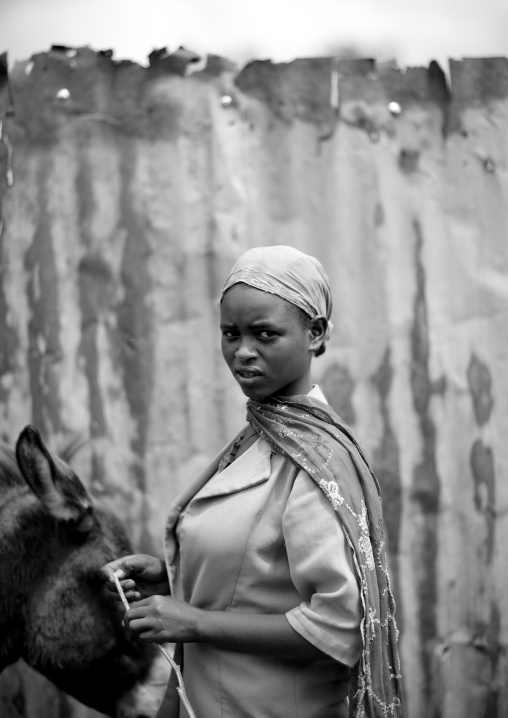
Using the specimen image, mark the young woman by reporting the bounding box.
[102,246,404,718]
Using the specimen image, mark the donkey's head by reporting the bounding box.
[0,425,168,717]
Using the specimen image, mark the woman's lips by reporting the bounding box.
[235,368,263,385]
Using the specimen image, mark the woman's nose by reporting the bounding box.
[235,343,257,359]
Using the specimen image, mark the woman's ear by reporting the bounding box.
[309,316,328,354]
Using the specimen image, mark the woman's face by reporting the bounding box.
[220,283,315,400]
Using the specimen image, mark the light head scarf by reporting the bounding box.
[220,245,333,341]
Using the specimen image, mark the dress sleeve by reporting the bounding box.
[283,465,363,668]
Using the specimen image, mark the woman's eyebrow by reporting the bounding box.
[220,319,281,330]
[250,320,279,328]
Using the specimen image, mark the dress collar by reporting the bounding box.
[308,384,328,404]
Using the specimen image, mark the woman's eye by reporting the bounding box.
[258,331,276,339]
[222,330,238,339]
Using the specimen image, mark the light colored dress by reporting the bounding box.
[162,387,362,718]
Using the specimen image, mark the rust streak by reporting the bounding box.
[410,219,441,715]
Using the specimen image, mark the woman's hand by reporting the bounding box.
[101,554,170,603]
[125,595,202,644]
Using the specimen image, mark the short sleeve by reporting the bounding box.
[283,468,362,667]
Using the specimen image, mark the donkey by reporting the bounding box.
[0,425,170,717]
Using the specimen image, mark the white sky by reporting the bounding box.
[1,0,508,71]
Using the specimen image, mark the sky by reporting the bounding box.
[1,0,508,73]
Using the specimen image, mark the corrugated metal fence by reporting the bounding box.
[1,47,507,717]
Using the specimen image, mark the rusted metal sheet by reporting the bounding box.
[1,46,507,717]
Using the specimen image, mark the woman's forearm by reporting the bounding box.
[195,610,328,660]
[126,596,340,663]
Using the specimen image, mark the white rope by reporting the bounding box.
[111,572,197,718]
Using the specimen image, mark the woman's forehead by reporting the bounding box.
[220,283,295,321]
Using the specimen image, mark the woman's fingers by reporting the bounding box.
[101,556,169,605]
[105,577,136,591]
[102,571,142,610]
[101,556,153,593]
[123,590,141,602]
[101,559,131,584]
[127,616,151,632]
[125,598,166,637]
[125,610,161,641]
[123,595,200,644]
[125,598,153,618]
[119,578,136,591]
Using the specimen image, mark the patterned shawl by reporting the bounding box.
[246,394,405,718]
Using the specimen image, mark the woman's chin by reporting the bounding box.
[236,380,269,401]
[240,387,265,400]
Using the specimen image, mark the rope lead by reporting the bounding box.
[112,571,197,718]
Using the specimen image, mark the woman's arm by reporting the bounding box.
[125,595,330,661]
[198,608,329,660]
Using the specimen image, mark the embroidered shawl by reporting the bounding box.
[246,394,405,718]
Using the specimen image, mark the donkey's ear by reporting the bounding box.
[15,425,94,530]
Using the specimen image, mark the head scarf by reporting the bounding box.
[246,394,405,718]
[220,245,333,340]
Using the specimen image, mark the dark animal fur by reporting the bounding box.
[0,429,158,716]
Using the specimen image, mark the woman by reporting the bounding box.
[102,246,404,718]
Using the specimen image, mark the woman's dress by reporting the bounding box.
[161,388,362,718]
